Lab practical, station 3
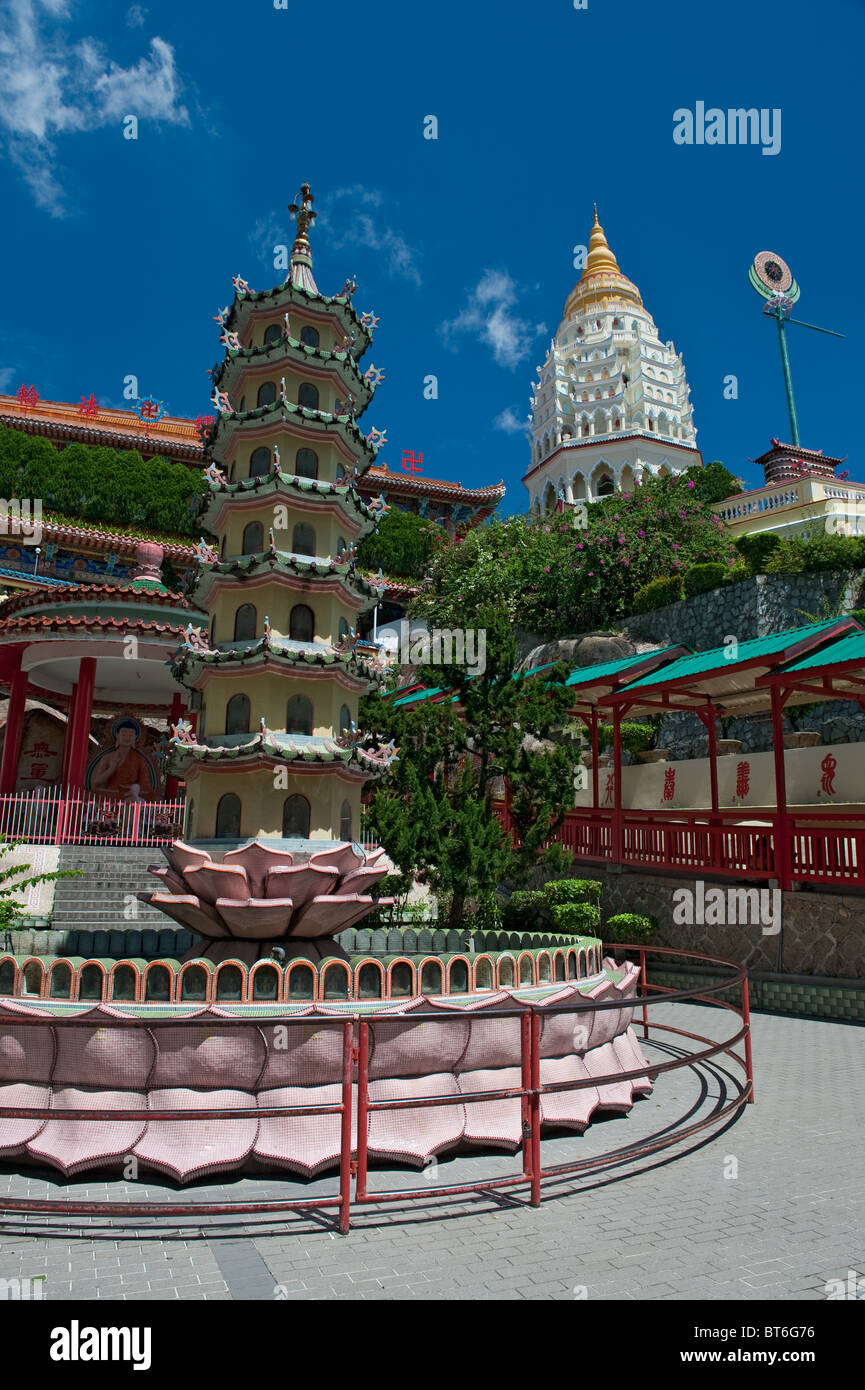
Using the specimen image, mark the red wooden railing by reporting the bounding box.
[494,801,865,891]
[0,787,186,847]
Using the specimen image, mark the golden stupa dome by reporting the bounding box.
[562,207,643,318]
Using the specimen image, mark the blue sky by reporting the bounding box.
[0,0,861,514]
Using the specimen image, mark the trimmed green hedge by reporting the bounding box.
[632,574,684,613]
[605,912,656,943]
[683,562,729,597]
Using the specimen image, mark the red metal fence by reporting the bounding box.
[0,945,753,1236]
[0,787,186,847]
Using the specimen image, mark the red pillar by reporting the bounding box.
[770,683,791,893]
[705,704,719,815]
[165,692,185,799]
[590,708,599,812]
[0,661,28,795]
[612,705,623,864]
[61,684,78,789]
[65,658,96,792]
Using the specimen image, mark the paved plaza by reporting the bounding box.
[0,1004,862,1301]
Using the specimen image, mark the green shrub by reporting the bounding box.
[735,532,782,575]
[470,893,503,932]
[632,574,684,613]
[683,562,728,597]
[764,532,865,576]
[723,561,750,586]
[543,878,602,906]
[597,724,654,756]
[550,901,601,935]
[605,912,656,943]
[619,723,656,757]
[501,889,545,927]
[848,609,865,628]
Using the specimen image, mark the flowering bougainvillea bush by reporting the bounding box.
[414,475,736,638]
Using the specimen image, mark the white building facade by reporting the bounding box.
[524,209,702,514]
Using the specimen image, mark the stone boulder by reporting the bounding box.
[520,631,637,673]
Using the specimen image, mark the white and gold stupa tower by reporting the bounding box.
[523,208,702,515]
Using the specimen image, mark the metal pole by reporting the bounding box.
[339,1018,354,1234]
[775,306,800,447]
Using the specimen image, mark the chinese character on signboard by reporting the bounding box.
[662,767,676,802]
[735,760,750,800]
[16,384,39,410]
[77,394,99,419]
[820,752,837,797]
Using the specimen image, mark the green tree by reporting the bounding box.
[361,606,576,925]
[685,460,743,504]
[356,507,440,579]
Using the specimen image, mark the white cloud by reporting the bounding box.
[441,270,543,369]
[126,4,147,26]
[319,185,422,286]
[0,0,188,216]
[493,406,528,434]
[0,367,17,393]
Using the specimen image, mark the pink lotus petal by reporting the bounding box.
[255,1083,355,1176]
[337,864,390,895]
[133,1088,258,1182]
[164,842,212,877]
[186,863,250,905]
[291,893,391,938]
[223,842,295,897]
[308,842,363,877]
[27,1087,147,1176]
[148,893,231,939]
[215,898,293,939]
[264,864,338,906]
[147,865,187,895]
[0,1082,49,1153]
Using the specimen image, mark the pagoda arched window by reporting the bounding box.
[256,381,277,407]
[216,793,242,839]
[242,521,263,555]
[300,325,320,349]
[234,604,256,641]
[286,695,314,735]
[226,693,250,735]
[295,448,318,479]
[289,603,315,642]
[339,800,353,841]
[298,382,319,410]
[338,617,350,641]
[263,323,282,346]
[339,704,352,734]
[291,522,316,556]
[249,446,271,478]
[336,536,347,557]
[283,794,311,838]
[335,463,346,481]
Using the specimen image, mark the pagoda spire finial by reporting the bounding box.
[288,182,317,255]
[286,182,319,292]
[583,205,619,279]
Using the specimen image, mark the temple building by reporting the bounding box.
[524,208,702,515]
[718,439,865,541]
[167,184,394,849]
[0,394,504,535]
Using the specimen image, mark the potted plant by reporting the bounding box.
[624,720,667,764]
[716,714,743,756]
[783,703,822,750]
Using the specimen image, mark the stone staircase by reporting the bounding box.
[51,845,170,935]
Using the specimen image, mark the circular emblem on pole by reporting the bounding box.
[749,251,800,302]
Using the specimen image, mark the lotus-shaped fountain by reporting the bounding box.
[143,839,394,965]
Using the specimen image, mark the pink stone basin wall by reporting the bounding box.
[0,964,652,1182]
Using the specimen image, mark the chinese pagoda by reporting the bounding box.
[148,185,396,963]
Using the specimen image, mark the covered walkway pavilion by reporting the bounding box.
[388,617,865,892]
